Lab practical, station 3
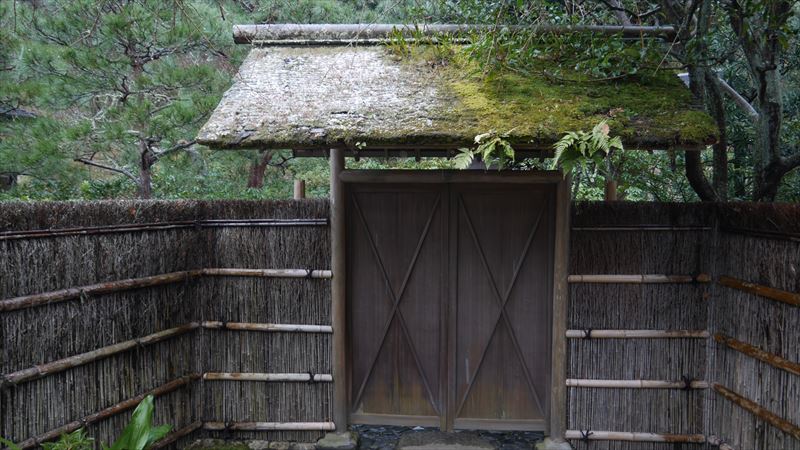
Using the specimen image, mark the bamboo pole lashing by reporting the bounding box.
[715,333,800,376]
[566,329,710,339]
[203,422,335,431]
[718,275,800,307]
[2,323,200,387]
[707,435,737,450]
[713,383,800,440]
[151,421,203,450]
[567,274,710,283]
[203,372,332,382]
[564,430,706,443]
[566,379,709,389]
[14,375,199,449]
[0,268,333,312]
[201,321,332,333]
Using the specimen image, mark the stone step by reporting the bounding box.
[396,431,496,450]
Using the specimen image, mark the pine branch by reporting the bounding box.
[74,157,137,182]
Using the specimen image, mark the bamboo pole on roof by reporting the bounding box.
[566,329,710,339]
[2,323,199,386]
[564,430,706,443]
[566,379,709,389]
[203,372,332,382]
[202,321,332,333]
[15,375,199,449]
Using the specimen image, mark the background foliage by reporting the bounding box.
[0,0,798,202]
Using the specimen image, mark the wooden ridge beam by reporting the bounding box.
[202,321,332,333]
[568,274,711,284]
[2,323,200,387]
[203,422,335,431]
[713,383,800,440]
[565,430,706,443]
[14,375,199,449]
[566,379,708,389]
[566,329,710,339]
[715,333,800,376]
[718,275,800,307]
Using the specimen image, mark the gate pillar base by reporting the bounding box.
[535,437,572,450]
[315,431,358,450]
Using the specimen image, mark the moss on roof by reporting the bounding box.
[197,45,717,152]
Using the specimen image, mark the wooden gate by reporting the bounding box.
[345,171,556,431]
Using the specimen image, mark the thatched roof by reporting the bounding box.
[197,25,717,155]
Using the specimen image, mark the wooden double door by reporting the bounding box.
[345,172,555,431]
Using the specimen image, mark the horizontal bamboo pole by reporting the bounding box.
[713,383,800,440]
[566,329,710,339]
[718,275,800,307]
[707,435,737,450]
[203,421,335,431]
[202,321,332,333]
[1,268,333,312]
[565,430,706,443]
[15,375,199,449]
[566,379,709,389]
[203,372,332,382]
[715,334,800,376]
[0,219,328,241]
[0,271,201,312]
[568,274,710,283]
[151,421,203,450]
[2,323,200,387]
[572,226,711,231]
[200,268,332,279]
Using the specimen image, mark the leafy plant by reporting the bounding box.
[103,395,171,450]
[551,121,623,177]
[0,437,21,450]
[454,130,516,170]
[41,429,93,450]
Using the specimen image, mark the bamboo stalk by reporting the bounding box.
[566,379,709,389]
[572,226,711,231]
[202,321,332,333]
[567,274,710,283]
[233,24,678,44]
[0,219,328,241]
[15,375,199,449]
[1,268,333,312]
[707,435,737,450]
[200,268,332,279]
[2,323,200,386]
[718,275,800,307]
[151,421,203,450]
[203,422,335,431]
[713,383,800,440]
[715,334,800,376]
[566,329,710,339]
[202,372,332,382]
[564,430,706,443]
[0,271,200,312]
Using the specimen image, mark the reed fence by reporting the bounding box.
[2,200,798,450]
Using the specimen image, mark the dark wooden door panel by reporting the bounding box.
[346,175,554,431]
[451,185,553,429]
[347,185,446,420]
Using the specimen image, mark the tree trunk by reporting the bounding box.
[247,149,274,188]
[138,139,154,199]
[685,151,718,201]
[705,71,729,200]
[604,180,618,201]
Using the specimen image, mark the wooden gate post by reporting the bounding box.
[329,148,348,432]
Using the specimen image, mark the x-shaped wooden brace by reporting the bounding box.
[350,194,442,414]
[454,196,546,418]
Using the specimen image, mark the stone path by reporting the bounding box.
[352,425,544,450]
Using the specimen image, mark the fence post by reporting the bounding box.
[294,179,306,200]
[329,148,348,432]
